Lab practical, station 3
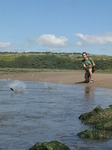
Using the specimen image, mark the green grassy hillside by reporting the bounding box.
[0,52,112,72]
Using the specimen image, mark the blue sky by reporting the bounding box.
[0,0,112,55]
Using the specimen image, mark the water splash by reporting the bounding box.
[9,80,26,93]
[43,82,58,90]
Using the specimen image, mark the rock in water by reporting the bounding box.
[78,105,112,140]
[29,140,70,150]
[78,129,112,140]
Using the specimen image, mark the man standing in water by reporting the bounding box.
[82,52,95,83]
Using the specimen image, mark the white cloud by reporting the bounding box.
[74,33,112,46]
[0,42,12,48]
[35,34,68,47]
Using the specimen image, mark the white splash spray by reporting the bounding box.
[9,80,26,93]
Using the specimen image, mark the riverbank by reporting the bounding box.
[0,70,112,89]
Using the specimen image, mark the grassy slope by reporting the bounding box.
[0,52,112,72]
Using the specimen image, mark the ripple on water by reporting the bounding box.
[0,80,112,150]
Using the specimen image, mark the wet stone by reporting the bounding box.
[29,140,70,150]
[78,105,112,140]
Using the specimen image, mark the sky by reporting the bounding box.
[0,0,112,55]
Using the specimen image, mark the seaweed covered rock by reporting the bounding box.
[109,104,112,109]
[29,140,70,150]
[79,105,112,130]
[78,105,112,140]
[78,130,112,140]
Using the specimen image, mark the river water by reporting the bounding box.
[0,79,112,150]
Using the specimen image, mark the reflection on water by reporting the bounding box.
[0,79,112,150]
[84,86,94,99]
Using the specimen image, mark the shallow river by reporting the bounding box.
[0,79,112,150]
